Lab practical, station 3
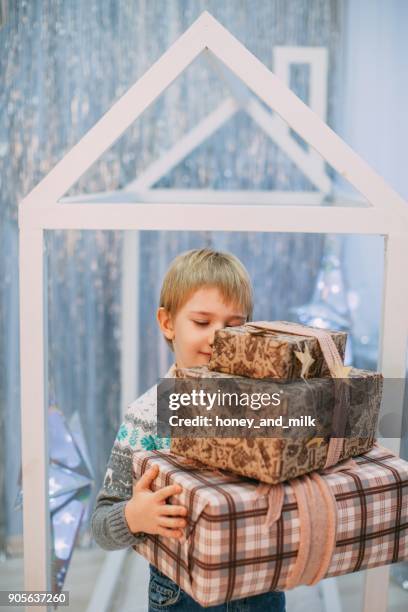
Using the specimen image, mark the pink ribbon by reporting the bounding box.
[255,456,357,588]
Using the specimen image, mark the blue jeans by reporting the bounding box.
[148,564,286,611]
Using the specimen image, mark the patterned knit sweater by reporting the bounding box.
[90,365,175,550]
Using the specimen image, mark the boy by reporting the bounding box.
[91,248,286,611]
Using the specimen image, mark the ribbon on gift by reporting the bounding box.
[255,456,357,589]
[244,321,351,469]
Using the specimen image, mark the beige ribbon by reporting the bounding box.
[245,321,351,469]
[255,456,357,588]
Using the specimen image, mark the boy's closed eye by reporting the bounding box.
[193,320,242,327]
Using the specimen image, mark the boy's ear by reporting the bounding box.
[157,307,175,340]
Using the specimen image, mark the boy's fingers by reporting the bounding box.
[134,465,159,491]
[156,527,183,540]
[158,504,187,516]
[153,484,182,502]
[158,516,187,529]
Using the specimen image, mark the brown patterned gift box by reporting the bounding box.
[208,320,347,379]
[170,365,383,484]
[132,445,408,607]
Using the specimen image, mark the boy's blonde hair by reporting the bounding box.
[159,248,254,351]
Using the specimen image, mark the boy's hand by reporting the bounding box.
[124,464,187,540]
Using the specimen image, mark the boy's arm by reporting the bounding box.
[90,442,147,551]
[91,385,154,550]
[91,383,171,550]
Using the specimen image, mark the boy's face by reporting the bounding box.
[157,286,247,369]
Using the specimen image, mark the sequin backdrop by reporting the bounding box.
[0,0,344,548]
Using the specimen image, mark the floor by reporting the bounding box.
[0,548,407,612]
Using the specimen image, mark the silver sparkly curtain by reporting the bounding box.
[0,0,344,550]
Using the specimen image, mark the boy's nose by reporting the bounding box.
[208,323,224,346]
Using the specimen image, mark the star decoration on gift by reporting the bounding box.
[331,364,353,379]
[294,345,315,378]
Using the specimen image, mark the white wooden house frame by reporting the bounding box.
[18,12,408,612]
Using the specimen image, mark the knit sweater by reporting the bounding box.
[90,365,176,550]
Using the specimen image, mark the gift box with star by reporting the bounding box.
[207,320,347,380]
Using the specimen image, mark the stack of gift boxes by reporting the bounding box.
[133,321,408,607]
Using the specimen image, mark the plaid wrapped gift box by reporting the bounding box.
[208,320,347,380]
[132,444,408,607]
